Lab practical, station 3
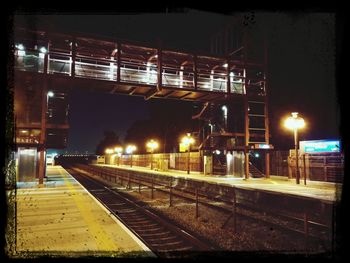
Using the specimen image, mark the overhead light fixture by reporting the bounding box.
[40,47,47,54]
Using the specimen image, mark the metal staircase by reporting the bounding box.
[245,67,269,148]
[249,162,264,178]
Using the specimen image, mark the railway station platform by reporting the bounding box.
[15,166,154,258]
[96,164,341,203]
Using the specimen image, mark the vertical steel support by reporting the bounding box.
[323,156,327,182]
[243,37,250,179]
[195,188,199,219]
[226,58,231,94]
[38,77,48,186]
[38,149,45,186]
[43,39,49,75]
[264,93,270,179]
[157,46,162,91]
[187,148,191,174]
[193,55,198,89]
[294,128,300,184]
[303,154,307,185]
[244,95,250,180]
[117,42,121,83]
[264,99,270,179]
[263,34,270,179]
[71,37,76,78]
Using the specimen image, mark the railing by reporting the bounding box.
[16,51,250,94]
[13,29,268,97]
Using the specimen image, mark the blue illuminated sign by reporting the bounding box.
[300,140,340,154]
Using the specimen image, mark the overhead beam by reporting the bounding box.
[178,92,192,100]
[196,93,211,100]
[109,85,119,94]
[144,89,158,100]
[163,90,175,98]
[128,87,138,95]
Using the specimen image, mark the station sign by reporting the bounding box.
[251,144,274,149]
[300,140,340,154]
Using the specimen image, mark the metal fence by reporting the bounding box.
[105,152,202,172]
[288,151,344,183]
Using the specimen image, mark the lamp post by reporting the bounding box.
[284,112,305,184]
[105,148,114,165]
[126,145,136,167]
[181,133,194,174]
[114,147,123,166]
[146,139,159,170]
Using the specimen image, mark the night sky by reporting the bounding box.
[15,11,339,153]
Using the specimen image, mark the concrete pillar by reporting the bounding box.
[265,152,270,178]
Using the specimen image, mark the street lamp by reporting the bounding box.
[114,147,123,166]
[146,139,159,170]
[181,133,195,174]
[105,148,114,154]
[284,112,305,184]
[126,145,136,167]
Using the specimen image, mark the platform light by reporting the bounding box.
[40,47,47,54]
[146,139,159,152]
[221,105,227,114]
[222,105,228,130]
[16,44,25,50]
[105,148,114,154]
[283,112,306,185]
[126,145,136,154]
[181,133,194,146]
[114,147,123,154]
[284,112,305,130]
[181,133,194,174]
[146,139,159,170]
[47,91,54,97]
[215,150,221,155]
[16,44,26,56]
[114,147,123,166]
[254,153,260,158]
[223,63,228,68]
[126,145,137,167]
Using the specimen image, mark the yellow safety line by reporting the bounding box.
[58,167,118,251]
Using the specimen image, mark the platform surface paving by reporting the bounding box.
[15,166,153,258]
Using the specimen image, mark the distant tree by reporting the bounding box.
[95,131,121,155]
[124,100,199,153]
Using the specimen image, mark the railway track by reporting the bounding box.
[64,166,215,257]
[71,164,333,243]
